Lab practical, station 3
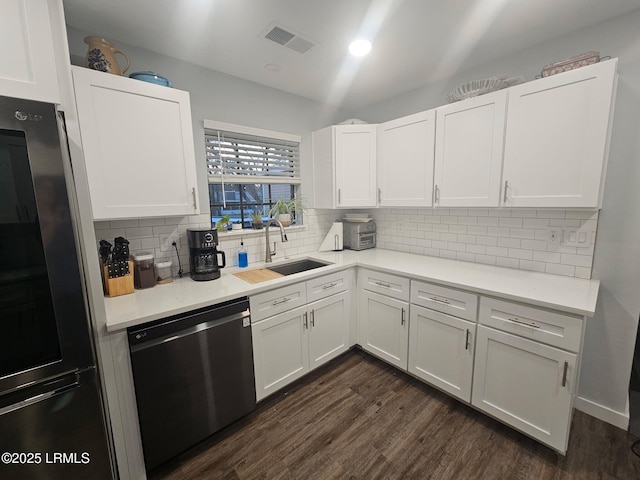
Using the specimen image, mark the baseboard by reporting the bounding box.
[575,395,629,430]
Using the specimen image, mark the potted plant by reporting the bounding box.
[250,210,264,230]
[269,196,305,227]
[215,214,231,232]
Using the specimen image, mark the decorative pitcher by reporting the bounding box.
[84,36,130,75]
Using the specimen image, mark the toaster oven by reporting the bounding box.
[343,221,376,250]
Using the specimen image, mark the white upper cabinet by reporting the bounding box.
[377,110,435,207]
[312,124,377,208]
[434,90,507,207]
[72,67,199,220]
[0,0,60,103]
[502,59,617,208]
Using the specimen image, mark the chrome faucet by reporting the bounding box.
[265,218,288,263]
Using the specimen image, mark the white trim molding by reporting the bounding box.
[575,395,629,430]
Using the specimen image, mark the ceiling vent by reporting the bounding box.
[263,23,316,54]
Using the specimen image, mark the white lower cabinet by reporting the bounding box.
[252,305,309,402]
[308,291,350,370]
[358,289,409,370]
[472,325,577,453]
[252,274,351,401]
[408,304,475,402]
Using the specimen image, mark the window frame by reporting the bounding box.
[203,120,302,228]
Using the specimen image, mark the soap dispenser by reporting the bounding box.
[238,238,248,268]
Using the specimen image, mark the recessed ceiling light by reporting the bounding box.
[349,39,372,57]
[264,63,281,72]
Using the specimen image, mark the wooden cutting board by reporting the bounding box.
[234,268,284,284]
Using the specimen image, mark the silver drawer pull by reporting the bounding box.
[322,282,338,290]
[429,296,451,305]
[465,329,471,350]
[401,307,405,325]
[509,317,540,329]
[562,361,569,387]
[303,312,308,329]
[375,281,391,288]
[272,297,291,306]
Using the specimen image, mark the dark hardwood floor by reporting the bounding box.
[149,350,640,479]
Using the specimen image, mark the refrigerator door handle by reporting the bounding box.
[0,376,79,416]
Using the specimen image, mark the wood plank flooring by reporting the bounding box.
[149,350,640,480]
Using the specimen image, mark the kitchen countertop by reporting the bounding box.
[104,249,600,332]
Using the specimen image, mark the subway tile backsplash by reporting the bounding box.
[94,210,340,277]
[94,207,598,280]
[370,208,598,279]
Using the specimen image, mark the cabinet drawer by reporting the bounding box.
[358,269,410,301]
[250,283,307,323]
[479,297,583,352]
[306,270,350,303]
[410,281,478,322]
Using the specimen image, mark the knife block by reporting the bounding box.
[102,260,135,297]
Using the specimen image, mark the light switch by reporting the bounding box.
[568,231,577,243]
[578,231,588,243]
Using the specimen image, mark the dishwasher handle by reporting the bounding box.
[129,309,250,353]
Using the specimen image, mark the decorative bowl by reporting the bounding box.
[129,71,173,87]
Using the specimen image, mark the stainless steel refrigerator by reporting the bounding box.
[0,96,114,479]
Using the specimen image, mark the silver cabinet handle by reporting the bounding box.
[434,184,440,204]
[303,312,308,329]
[508,317,540,329]
[272,297,291,306]
[401,307,405,326]
[503,180,509,204]
[429,296,450,305]
[375,281,391,288]
[192,187,198,210]
[465,329,471,350]
[378,187,382,203]
[562,361,569,387]
[338,188,341,205]
[311,310,315,327]
[322,282,337,290]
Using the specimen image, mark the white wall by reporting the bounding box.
[355,11,640,426]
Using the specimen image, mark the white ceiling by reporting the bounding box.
[62,0,640,111]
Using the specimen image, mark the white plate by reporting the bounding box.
[345,213,370,219]
[343,217,373,223]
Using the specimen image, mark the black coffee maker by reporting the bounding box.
[186,229,226,281]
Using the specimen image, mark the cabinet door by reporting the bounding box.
[358,290,409,369]
[251,306,309,401]
[335,125,377,207]
[378,110,435,207]
[72,67,199,220]
[472,325,577,453]
[0,1,60,103]
[502,59,617,208]
[434,90,506,207]
[308,291,350,370]
[408,305,475,402]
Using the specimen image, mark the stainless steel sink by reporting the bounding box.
[266,259,332,276]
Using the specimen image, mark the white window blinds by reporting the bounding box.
[204,120,301,185]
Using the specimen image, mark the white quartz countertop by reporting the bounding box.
[104,249,600,332]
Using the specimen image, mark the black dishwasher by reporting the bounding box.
[128,297,256,470]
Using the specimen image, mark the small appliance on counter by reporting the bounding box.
[187,228,226,281]
[343,220,376,250]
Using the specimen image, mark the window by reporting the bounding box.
[204,121,301,228]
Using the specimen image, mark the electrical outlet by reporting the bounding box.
[547,228,563,245]
[159,234,178,252]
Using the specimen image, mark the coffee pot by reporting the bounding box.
[187,229,226,281]
[84,36,130,76]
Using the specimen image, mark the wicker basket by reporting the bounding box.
[541,51,600,77]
